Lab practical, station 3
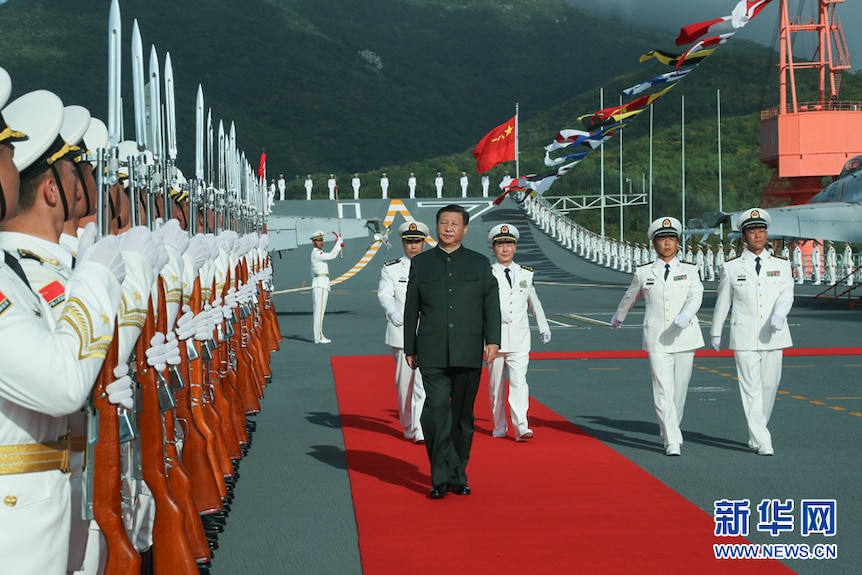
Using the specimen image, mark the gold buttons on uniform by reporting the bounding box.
[4,495,17,507]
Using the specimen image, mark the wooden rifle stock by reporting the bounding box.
[175,277,224,514]
[92,325,141,575]
[156,279,211,562]
[136,297,197,574]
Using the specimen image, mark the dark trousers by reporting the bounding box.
[419,366,481,487]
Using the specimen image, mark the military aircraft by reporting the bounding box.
[699,155,862,243]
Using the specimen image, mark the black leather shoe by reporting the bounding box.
[428,484,448,499]
[448,483,471,496]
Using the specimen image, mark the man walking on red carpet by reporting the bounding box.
[404,204,500,499]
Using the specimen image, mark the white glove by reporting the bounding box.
[223,286,238,319]
[185,235,209,272]
[611,314,622,330]
[770,314,786,331]
[711,335,721,351]
[540,331,552,344]
[106,364,134,409]
[673,313,690,328]
[119,226,161,271]
[388,310,404,327]
[159,219,190,255]
[75,222,98,262]
[209,297,223,327]
[78,234,125,284]
[175,305,195,340]
[500,308,511,324]
[259,234,270,251]
[333,232,344,247]
[194,306,212,341]
[145,331,179,373]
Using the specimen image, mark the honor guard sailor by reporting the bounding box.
[377,221,429,443]
[710,208,794,456]
[0,77,127,575]
[486,223,550,441]
[612,217,704,456]
[310,230,343,343]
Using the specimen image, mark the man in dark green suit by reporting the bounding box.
[405,204,501,499]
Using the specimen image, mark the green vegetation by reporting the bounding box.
[1,0,860,238]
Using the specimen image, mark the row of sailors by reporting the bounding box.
[525,197,858,286]
[0,68,280,574]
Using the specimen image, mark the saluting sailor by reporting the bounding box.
[612,217,704,456]
[486,224,550,441]
[310,230,343,343]
[710,208,794,456]
[377,221,429,443]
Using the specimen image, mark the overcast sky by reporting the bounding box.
[568,0,862,72]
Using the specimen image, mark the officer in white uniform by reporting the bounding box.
[486,224,551,441]
[612,217,704,456]
[304,175,313,200]
[277,174,286,201]
[811,241,822,285]
[825,240,837,285]
[310,230,343,343]
[379,172,389,199]
[434,172,443,198]
[327,174,337,200]
[459,172,468,198]
[710,208,793,456]
[481,174,489,197]
[351,173,361,200]
[843,242,854,286]
[0,79,127,575]
[792,242,804,284]
[407,172,416,199]
[377,221,429,443]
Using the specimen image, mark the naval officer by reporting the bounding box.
[310,230,343,343]
[377,221,429,443]
[612,217,704,456]
[710,208,794,456]
[486,223,551,441]
[404,204,500,499]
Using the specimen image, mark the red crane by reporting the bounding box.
[759,0,862,206]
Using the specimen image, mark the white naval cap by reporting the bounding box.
[82,116,108,153]
[488,223,519,244]
[3,90,81,182]
[310,230,324,240]
[60,105,91,148]
[398,220,429,240]
[0,67,28,144]
[736,207,770,231]
[647,216,682,241]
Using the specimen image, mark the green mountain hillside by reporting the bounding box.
[2,0,860,237]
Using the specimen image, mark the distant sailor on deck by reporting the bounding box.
[278,173,286,201]
[327,174,337,200]
[460,172,468,198]
[380,172,389,199]
[305,174,313,200]
[310,230,344,344]
[434,172,443,198]
[408,172,416,198]
[612,217,704,457]
[351,173,361,200]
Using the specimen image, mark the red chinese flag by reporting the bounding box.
[472,116,516,174]
[257,152,267,180]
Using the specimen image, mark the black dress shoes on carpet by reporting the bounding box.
[429,484,449,499]
[448,483,471,496]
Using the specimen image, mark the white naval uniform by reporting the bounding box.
[614,258,704,448]
[305,178,313,200]
[277,178,286,201]
[811,245,822,285]
[377,256,425,440]
[351,177,361,200]
[488,262,549,438]
[407,176,416,198]
[434,176,443,198]
[0,251,122,575]
[327,178,336,200]
[710,250,793,452]
[380,176,389,199]
[459,175,468,197]
[311,241,342,342]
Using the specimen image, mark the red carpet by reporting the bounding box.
[333,356,795,575]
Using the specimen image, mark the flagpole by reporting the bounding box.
[681,93,686,251]
[515,102,520,179]
[600,88,605,239]
[717,88,724,240]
